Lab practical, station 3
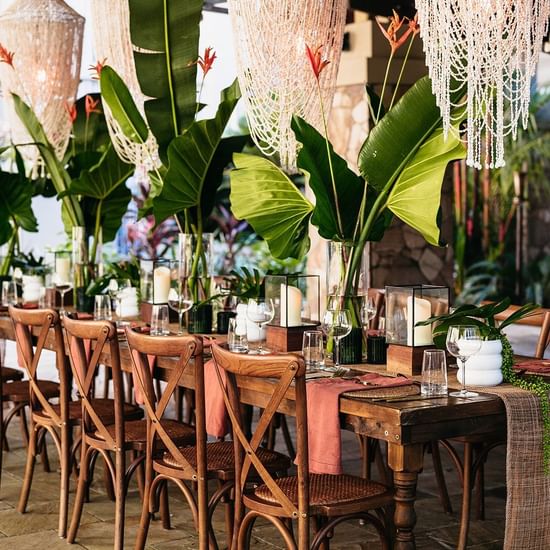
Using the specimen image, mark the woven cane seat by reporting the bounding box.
[3,380,59,402]
[254,474,390,507]
[162,441,290,474]
[1,366,24,381]
[95,419,195,446]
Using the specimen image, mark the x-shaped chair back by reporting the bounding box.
[125,328,204,479]
[63,316,124,449]
[9,306,69,423]
[211,344,308,519]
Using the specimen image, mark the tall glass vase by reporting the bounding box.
[72,226,97,313]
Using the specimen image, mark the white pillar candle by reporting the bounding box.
[280,284,303,327]
[406,296,433,346]
[55,257,71,284]
[153,266,171,304]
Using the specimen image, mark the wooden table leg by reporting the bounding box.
[388,443,424,550]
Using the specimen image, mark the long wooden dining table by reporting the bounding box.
[0,314,507,549]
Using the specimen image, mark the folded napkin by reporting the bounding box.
[514,359,550,374]
[204,359,228,438]
[305,373,410,475]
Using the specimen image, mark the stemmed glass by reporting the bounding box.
[246,299,275,354]
[108,279,132,327]
[322,308,352,370]
[168,277,194,335]
[446,325,482,398]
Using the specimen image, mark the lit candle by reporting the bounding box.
[153,266,171,304]
[55,257,71,284]
[280,284,302,327]
[406,296,433,346]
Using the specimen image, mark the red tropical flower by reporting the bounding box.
[64,102,77,124]
[408,13,420,36]
[89,58,107,80]
[0,43,14,67]
[306,45,330,80]
[376,10,413,54]
[192,47,217,76]
[85,95,101,119]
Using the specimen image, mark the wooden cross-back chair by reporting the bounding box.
[211,344,394,550]
[62,316,145,550]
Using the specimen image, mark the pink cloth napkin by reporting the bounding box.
[514,359,550,374]
[204,358,228,438]
[306,373,410,474]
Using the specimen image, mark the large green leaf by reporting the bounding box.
[12,94,84,230]
[385,125,466,246]
[358,76,465,194]
[153,80,242,223]
[292,115,364,241]
[100,66,149,145]
[230,153,314,259]
[0,171,38,244]
[129,0,202,162]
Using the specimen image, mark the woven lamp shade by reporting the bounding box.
[0,0,84,161]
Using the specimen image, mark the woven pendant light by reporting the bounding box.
[90,0,158,170]
[228,0,348,172]
[0,0,84,161]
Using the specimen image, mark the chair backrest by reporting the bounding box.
[535,312,550,359]
[63,316,124,449]
[125,329,204,477]
[9,306,69,423]
[210,344,308,521]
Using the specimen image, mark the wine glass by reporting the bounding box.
[108,279,132,327]
[446,325,482,398]
[246,299,275,354]
[361,296,377,329]
[168,278,194,335]
[322,309,352,370]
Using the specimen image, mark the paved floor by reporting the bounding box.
[1,323,541,550]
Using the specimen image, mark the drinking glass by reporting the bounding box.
[2,280,18,306]
[227,317,249,353]
[94,294,112,321]
[109,279,132,326]
[421,349,448,396]
[168,275,194,334]
[322,309,352,370]
[446,325,482,398]
[302,330,325,371]
[361,296,377,329]
[151,304,170,336]
[246,299,275,354]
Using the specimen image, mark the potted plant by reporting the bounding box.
[229,12,467,362]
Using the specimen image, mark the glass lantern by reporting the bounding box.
[385,285,449,347]
[140,259,171,304]
[265,274,320,327]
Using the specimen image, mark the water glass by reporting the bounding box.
[227,317,249,353]
[421,349,448,396]
[151,304,170,336]
[2,280,18,306]
[94,295,112,321]
[302,330,325,371]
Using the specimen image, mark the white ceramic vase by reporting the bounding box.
[457,339,503,387]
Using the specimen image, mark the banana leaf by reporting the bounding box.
[230,153,314,259]
[153,80,242,223]
[129,0,202,162]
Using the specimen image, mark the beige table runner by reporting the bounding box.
[469,382,550,549]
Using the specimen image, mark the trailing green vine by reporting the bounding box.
[500,334,550,474]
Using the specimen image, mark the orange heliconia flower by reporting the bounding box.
[85,95,101,119]
[192,47,217,76]
[0,43,14,67]
[89,58,107,80]
[377,10,414,54]
[408,13,420,36]
[64,102,77,124]
[306,45,330,80]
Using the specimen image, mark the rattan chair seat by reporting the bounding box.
[95,419,195,446]
[1,366,24,381]
[2,380,59,402]
[254,474,391,507]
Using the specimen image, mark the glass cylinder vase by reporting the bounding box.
[72,226,97,313]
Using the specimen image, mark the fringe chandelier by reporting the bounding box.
[417,0,550,169]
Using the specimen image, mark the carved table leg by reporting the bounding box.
[388,443,424,550]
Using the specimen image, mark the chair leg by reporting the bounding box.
[114,450,126,550]
[18,406,29,447]
[134,465,153,550]
[159,481,171,530]
[457,442,474,550]
[67,442,92,544]
[104,454,116,501]
[58,426,71,538]
[430,441,453,514]
[17,424,38,513]
[37,428,51,473]
[473,443,485,521]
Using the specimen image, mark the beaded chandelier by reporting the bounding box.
[227,0,347,172]
[0,0,84,161]
[416,0,550,169]
[90,0,158,171]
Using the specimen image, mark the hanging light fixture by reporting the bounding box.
[90,0,158,171]
[0,0,84,160]
[228,0,348,172]
[416,0,550,169]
